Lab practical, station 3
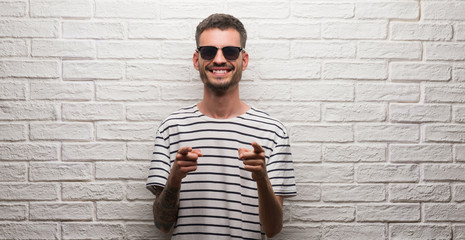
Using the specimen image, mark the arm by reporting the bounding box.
[239,142,283,238]
[152,147,202,233]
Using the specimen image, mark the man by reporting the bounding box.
[146,13,296,239]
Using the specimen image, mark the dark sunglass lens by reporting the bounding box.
[223,47,240,60]
[200,47,218,60]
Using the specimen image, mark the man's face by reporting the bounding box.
[193,28,248,93]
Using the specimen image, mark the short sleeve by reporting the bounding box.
[267,128,297,197]
[146,128,171,195]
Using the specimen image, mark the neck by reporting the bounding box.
[198,85,250,119]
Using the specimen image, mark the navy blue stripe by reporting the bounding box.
[275,191,297,195]
[270,152,292,158]
[267,160,293,167]
[240,114,285,134]
[269,176,295,180]
[268,168,294,173]
[176,214,260,226]
[179,206,259,217]
[174,223,261,234]
[188,171,254,182]
[180,188,258,200]
[149,167,170,175]
[147,175,167,181]
[180,197,258,208]
[154,143,169,149]
[152,151,170,159]
[150,160,170,167]
[170,137,273,151]
[183,180,257,191]
[172,231,259,240]
[164,128,278,145]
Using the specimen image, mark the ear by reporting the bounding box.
[241,51,249,71]
[193,51,200,71]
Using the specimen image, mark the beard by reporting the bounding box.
[199,63,242,93]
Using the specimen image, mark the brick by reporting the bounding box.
[30,202,93,221]
[32,39,95,58]
[63,103,124,121]
[0,143,58,161]
[293,2,354,18]
[96,162,149,180]
[97,202,152,220]
[160,84,203,101]
[323,144,386,162]
[62,143,126,161]
[291,125,353,143]
[455,67,465,82]
[355,124,419,142]
[389,184,451,202]
[291,83,354,102]
[358,41,421,60]
[390,224,451,240]
[97,123,156,141]
[425,43,465,61]
[425,204,465,221]
[30,123,93,141]
[125,224,165,240]
[324,103,385,122]
[324,224,385,240]
[63,182,124,201]
[127,143,153,161]
[31,0,91,18]
[323,21,387,40]
[129,22,190,39]
[30,82,93,100]
[291,144,321,163]
[294,164,354,183]
[126,62,190,80]
[0,82,26,100]
[127,182,154,200]
[0,183,58,200]
[0,102,57,120]
[62,223,124,240]
[95,0,157,18]
[357,83,420,102]
[457,145,465,162]
[258,60,320,80]
[455,226,465,240]
[425,125,465,143]
[423,2,465,20]
[256,103,320,122]
[324,61,387,80]
[292,205,354,222]
[161,41,196,60]
[245,41,289,60]
[391,144,452,163]
[391,23,453,41]
[272,225,321,240]
[356,2,419,19]
[458,24,465,41]
[0,39,28,57]
[455,185,465,202]
[0,19,58,38]
[293,41,355,59]
[0,223,58,240]
[0,162,26,181]
[97,41,160,59]
[126,103,185,121]
[356,164,419,183]
[30,162,92,181]
[322,184,385,202]
[259,23,320,39]
[424,164,465,181]
[425,84,465,103]
[228,1,289,19]
[63,21,124,39]
[0,60,59,78]
[96,83,159,101]
[390,104,451,123]
[0,204,27,220]
[0,124,26,141]
[0,0,26,17]
[63,61,123,80]
[391,63,451,81]
[357,204,420,222]
[241,84,291,101]
[291,184,320,202]
[160,1,222,19]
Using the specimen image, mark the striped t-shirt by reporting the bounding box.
[146,105,297,240]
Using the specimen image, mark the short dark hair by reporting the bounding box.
[195,13,247,48]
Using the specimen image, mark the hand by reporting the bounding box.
[238,142,267,181]
[169,147,202,186]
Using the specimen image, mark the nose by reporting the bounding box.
[213,48,227,64]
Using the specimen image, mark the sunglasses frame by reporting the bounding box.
[196,46,245,61]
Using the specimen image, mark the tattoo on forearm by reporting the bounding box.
[154,183,180,232]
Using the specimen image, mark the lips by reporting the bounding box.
[207,65,234,76]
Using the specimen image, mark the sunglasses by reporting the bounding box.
[196,46,244,61]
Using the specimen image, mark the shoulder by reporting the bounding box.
[158,105,200,132]
[243,107,289,137]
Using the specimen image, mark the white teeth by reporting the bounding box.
[213,70,228,74]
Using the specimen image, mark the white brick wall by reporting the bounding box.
[0,0,464,239]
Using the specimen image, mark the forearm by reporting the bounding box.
[256,177,283,238]
[153,181,181,233]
